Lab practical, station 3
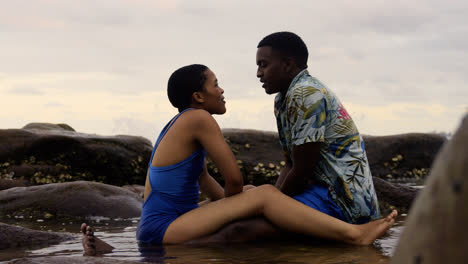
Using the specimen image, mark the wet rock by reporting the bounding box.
[0,123,152,186]
[122,184,145,199]
[0,178,29,191]
[0,222,74,250]
[8,256,150,264]
[217,129,429,213]
[22,123,75,132]
[372,177,418,215]
[0,181,143,219]
[222,129,283,166]
[391,114,468,264]
[220,129,445,183]
[220,129,284,186]
[364,133,446,180]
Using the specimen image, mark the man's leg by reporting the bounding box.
[81,223,114,256]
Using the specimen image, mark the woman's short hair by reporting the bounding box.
[167,64,208,111]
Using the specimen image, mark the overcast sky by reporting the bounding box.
[1,0,467,143]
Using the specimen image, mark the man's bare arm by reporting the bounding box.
[277,142,322,196]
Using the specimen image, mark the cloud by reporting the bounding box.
[44,102,65,108]
[0,0,466,139]
[345,102,466,135]
[8,86,44,95]
[112,116,158,142]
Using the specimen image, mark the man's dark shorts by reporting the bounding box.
[293,184,346,221]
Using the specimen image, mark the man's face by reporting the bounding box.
[256,46,290,94]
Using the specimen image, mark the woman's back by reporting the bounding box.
[152,109,203,168]
[137,109,206,243]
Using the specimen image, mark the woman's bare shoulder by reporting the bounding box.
[177,109,221,135]
[183,108,211,118]
[181,109,217,125]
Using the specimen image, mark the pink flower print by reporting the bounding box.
[337,104,351,120]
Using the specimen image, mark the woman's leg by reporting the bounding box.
[163,185,397,245]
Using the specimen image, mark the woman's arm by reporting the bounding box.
[198,163,224,201]
[192,110,244,197]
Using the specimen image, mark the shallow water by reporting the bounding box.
[1,214,406,264]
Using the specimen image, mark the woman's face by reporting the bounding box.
[199,69,226,115]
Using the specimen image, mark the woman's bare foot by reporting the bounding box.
[349,210,398,246]
[81,223,114,256]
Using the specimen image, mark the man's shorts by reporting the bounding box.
[293,184,346,221]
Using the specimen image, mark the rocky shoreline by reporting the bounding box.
[1,116,466,263]
[0,123,446,190]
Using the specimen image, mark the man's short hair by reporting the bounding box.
[257,32,308,68]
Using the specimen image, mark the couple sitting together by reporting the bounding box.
[82,31,397,255]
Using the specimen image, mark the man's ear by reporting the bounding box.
[192,92,204,104]
[282,56,295,74]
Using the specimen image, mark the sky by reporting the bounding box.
[1,0,467,143]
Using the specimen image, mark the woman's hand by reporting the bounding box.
[243,185,256,191]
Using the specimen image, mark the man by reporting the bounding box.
[192,32,380,242]
[256,31,380,224]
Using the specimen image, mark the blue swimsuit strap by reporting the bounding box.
[148,108,195,168]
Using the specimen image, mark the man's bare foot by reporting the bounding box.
[81,223,114,256]
[349,210,398,246]
[81,223,96,256]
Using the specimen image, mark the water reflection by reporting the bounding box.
[138,241,391,264]
[1,215,405,264]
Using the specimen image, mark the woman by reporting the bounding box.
[134,64,396,245]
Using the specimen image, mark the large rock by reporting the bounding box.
[0,222,74,250]
[391,114,468,263]
[0,181,143,219]
[217,129,429,213]
[220,129,284,186]
[0,123,437,214]
[22,123,75,132]
[0,178,29,191]
[364,133,446,180]
[220,129,445,183]
[0,123,442,188]
[0,123,152,186]
[372,177,418,215]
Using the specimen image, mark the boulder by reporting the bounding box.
[220,129,284,186]
[0,178,29,191]
[0,122,437,214]
[0,222,74,250]
[364,133,446,180]
[391,114,468,263]
[222,129,283,166]
[217,129,429,213]
[372,176,418,215]
[122,184,145,199]
[22,123,75,132]
[218,129,445,183]
[0,181,143,219]
[0,123,152,186]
